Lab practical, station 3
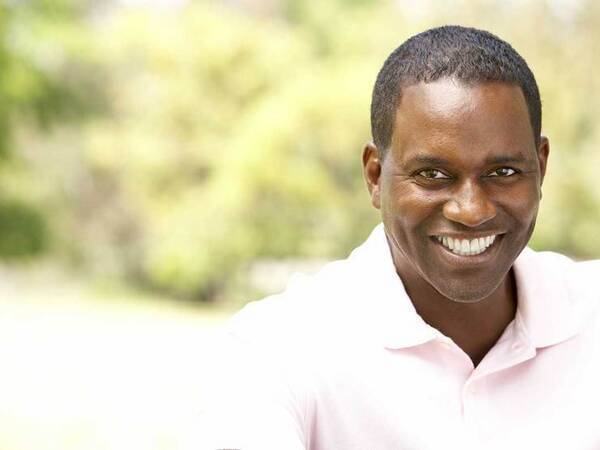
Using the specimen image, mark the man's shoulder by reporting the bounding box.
[523,248,600,299]
[226,255,366,345]
[574,257,600,274]
[522,248,600,326]
[525,247,600,280]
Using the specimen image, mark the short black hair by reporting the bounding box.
[371,25,541,157]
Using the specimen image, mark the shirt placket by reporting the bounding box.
[460,322,536,447]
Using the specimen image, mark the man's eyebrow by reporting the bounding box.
[484,154,530,164]
[407,154,531,165]
[409,155,449,165]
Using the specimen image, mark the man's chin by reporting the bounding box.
[430,278,506,304]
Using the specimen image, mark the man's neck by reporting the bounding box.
[413,272,516,366]
[393,261,517,367]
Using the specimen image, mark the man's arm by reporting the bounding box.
[200,331,307,450]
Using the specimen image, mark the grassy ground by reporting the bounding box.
[0,266,232,450]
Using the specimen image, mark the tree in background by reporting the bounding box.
[7,0,600,301]
[0,0,103,259]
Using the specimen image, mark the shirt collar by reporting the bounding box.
[512,247,591,348]
[349,224,441,349]
[351,224,591,350]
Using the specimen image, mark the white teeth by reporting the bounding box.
[461,239,469,253]
[436,234,498,256]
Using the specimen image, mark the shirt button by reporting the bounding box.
[511,342,522,351]
[468,384,477,395]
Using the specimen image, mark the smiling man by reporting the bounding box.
[204,26,600,449]
[363,75,548,367]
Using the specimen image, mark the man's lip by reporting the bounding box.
[429,233,505,262]
[429,232,506,239]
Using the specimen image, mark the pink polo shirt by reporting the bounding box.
[202,225,600,449]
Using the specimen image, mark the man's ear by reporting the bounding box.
[362,142,382,210]
[538,135,550,186]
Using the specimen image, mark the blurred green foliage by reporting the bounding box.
[0,198,47,257]
[3,0,600,300]
[0,0,104,258]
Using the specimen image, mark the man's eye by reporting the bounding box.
[489,167,518,177]
[417,169,450,179]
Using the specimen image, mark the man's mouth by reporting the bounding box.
[434,234,499,256]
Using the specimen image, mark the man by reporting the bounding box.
[203,26,600,449]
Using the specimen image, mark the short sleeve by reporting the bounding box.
[199,329,307,450]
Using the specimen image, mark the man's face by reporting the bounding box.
[363,78,549,303]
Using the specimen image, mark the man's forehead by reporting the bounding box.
[390,78,537,158]
[396,78,527,119]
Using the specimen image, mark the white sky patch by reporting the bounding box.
[547,0,585,22]
[118,0,189,9]
[394,0,585,24]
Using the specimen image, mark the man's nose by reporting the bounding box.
[442,180,497,227]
